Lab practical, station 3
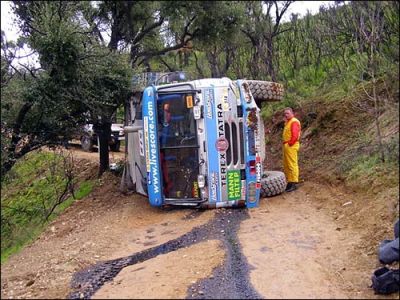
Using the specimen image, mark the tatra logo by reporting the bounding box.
[217,103,227,187]
[217,103,224,138]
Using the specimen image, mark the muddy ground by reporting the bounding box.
[1,145,399,299]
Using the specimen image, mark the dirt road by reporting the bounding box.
[1,148,397,299]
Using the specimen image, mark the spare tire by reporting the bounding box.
[260,170,286,198]
[246,80,284,106]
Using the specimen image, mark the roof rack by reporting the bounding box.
[131,72,188,92]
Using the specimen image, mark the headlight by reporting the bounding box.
[193,106,201,119]
[197,175,206,188]
[248,182,257,203]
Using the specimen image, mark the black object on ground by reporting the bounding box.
[371,267,399,295]
[371,218,400,295]
[285,182,297,192]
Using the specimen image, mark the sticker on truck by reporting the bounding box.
[256,155,262,189]
[142,87,162,206]
[227,170,241,200]
[205,89,213,119]
[139,130,144,156]
[221,88,230,111]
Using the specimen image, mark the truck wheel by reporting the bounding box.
[81,135,93,152]
[260,170,286,198]
[110,141,120,152]
[246,80,284,107]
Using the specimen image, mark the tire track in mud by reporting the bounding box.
[68,208,262,299]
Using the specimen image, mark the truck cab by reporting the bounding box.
[123,73,281,209]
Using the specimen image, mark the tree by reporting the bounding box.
[86,1,249,172]
[1,1,131,177]
[241,1,293,81]
[346,1,397,163]
[318,1,399,163]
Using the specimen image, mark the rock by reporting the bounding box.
[26,280,35,287]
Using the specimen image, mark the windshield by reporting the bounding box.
[157,93,200,199]
[157,93,197,148]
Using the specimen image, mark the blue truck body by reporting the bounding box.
[125,76,266,209]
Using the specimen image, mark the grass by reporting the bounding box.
[1,150,94,264]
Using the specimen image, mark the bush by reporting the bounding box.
[1,150,93,263]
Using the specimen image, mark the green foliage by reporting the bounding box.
[261,96,298,120]
[1,1,133,175]
[1,151,93,263]
[343,150,399,191]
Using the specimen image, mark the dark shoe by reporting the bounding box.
[285,182,297,192]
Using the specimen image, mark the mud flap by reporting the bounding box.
[120,162,135,193]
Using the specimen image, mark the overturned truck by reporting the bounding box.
[121,72,286,208]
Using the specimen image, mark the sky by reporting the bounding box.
[1,1,334,65]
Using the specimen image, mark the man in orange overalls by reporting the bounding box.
[282,107,301,192]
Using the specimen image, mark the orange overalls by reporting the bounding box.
[282,117,301,183]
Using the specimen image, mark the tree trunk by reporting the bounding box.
[93,121,112,176]
[2,102,33,177]
[266,38,276,81]
[370,45,385,163]
[207,51,220,77]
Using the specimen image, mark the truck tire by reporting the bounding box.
[110,141,120,152]
[81,135,93,152]
[260,170,286,198]
[246,80,284,106]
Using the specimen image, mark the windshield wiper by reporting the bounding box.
[180,136,195,145]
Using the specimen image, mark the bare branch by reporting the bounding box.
[132,17,165,45]
[17,62,38,78]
